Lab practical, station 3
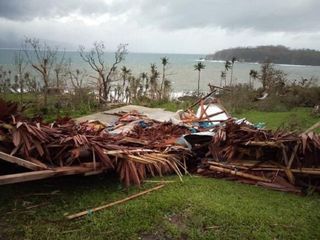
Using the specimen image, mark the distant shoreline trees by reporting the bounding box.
[206,45,320,66]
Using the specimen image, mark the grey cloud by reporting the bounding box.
[0,0,112,20]
[132,0,320,32]
[1,0,319,33]
[0,0,320,33]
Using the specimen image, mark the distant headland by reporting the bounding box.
[206,45,320,66]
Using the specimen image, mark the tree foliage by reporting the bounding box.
[207,45,320,66]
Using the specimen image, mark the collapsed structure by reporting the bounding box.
[0,95,319,193]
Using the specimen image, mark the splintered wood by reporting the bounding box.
[197,120,320,193]
[1,97,320,193]
[0,99,190,186]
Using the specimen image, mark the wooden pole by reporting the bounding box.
[66,184,165,220]
[0,166,95,185]
[185,90,215,111]
[209,165,272,182]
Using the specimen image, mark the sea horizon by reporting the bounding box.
[1,48,320,92]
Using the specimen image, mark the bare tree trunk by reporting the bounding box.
[102,78,108,101]
[43,73,49,107]
[55,71,60,89]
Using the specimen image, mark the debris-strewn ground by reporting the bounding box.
[0,175,319,240]
[1,97,320,239]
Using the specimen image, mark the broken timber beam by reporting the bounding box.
[209,165,272,182]
[0,151,47,171]
[0,166,97,185]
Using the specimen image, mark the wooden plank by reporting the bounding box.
[0,170,57,185]
[208,161,320,175]
[0,166,95,185]
[66,184,165,220]
[0,151,47,171]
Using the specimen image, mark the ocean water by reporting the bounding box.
[1,49,320,92]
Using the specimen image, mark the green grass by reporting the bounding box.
[2,93,100,122]
[234,107,320,132]
[0,175,319,240]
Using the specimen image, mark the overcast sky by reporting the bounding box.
[0,0,320,54]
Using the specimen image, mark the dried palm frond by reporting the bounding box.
[117,152,188,186]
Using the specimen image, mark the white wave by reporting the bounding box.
[275,63,314,68]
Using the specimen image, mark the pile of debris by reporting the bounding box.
[1,94,320,194]
[0,99,190,186]
[196,120,320,193]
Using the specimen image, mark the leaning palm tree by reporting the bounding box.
[224,60,231,71]
[194,62,206,96]
[160,57,169,99]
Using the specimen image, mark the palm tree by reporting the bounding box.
[160,57,169,99]
[149,63,160,99]
[224,60,231,85]
[249,69,258,88]
[163,79,172,100]
[140,72,148,95]
[230,57,237,85]
[220,71,226,87]
[194,62,206,96]
[129,76,140,100]
[121,66,131,87]
[121,66,131,102]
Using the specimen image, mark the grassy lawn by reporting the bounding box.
[0,175,319,240]
[234,107,320,132]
